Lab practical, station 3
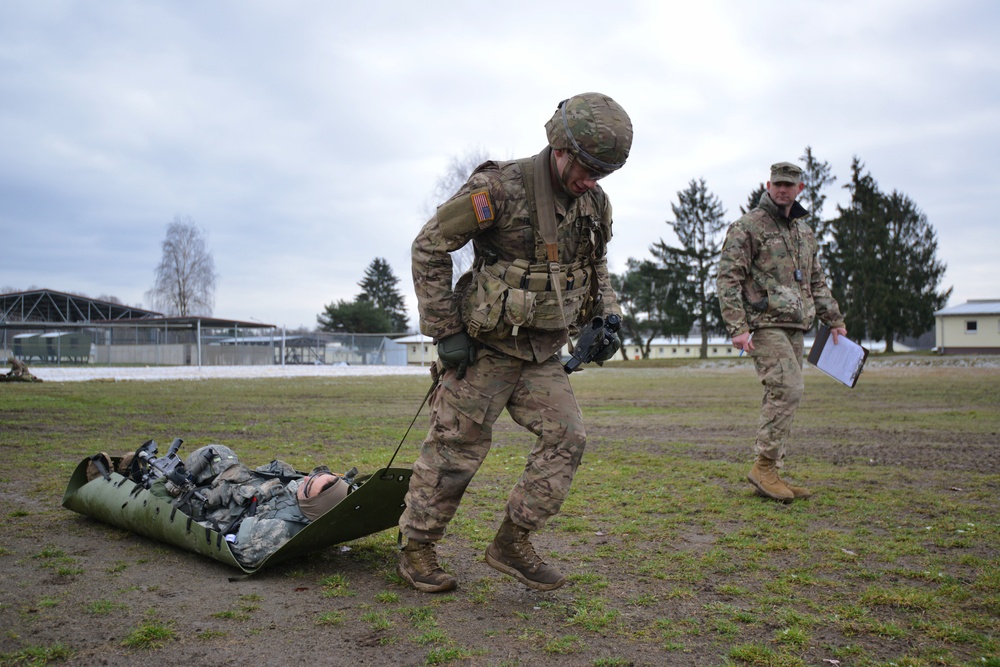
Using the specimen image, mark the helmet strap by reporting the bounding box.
[551,150,580,198]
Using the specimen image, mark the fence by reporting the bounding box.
[1,326,409,367]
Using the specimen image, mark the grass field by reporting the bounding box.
[1,357,998,666]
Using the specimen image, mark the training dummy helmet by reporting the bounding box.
[545,92,633,176]
[183,445,241,485]
[296,470,349,521]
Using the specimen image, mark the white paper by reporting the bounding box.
[810,332,867,387]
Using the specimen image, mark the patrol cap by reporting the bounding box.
[770,162,803,184]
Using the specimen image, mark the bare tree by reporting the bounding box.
[146,216,218,316]
[427,147,492,283]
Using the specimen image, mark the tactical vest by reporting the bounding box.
[462,150,603,338]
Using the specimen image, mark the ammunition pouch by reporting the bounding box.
[462,258,595,337]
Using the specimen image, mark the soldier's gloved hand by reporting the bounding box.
[437,331,476,379]
[593,331,621,363]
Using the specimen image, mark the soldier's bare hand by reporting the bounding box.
[733,332,754,354]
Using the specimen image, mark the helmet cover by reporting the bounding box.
[545,92,633,176]
[184,445,241,485]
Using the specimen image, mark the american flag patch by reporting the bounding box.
[471,190,494,225]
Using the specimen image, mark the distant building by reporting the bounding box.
[620,337,739,360]
[934,299,1000,355]
[396,333,909,366]
[396,333,437,366]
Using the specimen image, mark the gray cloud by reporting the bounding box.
[1,0,996,329]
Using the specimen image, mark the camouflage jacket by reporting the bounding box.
[716,191,844,338]
[412,150,621,362]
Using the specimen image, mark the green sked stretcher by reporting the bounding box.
[62,456,411,575]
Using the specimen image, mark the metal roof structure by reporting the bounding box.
[1,289,162,327]
[934,299,1000,317]
[0,289,275,330]
[103,316,276,329]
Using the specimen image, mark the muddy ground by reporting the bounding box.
[1,359,998,666]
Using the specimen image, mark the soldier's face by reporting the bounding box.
[767,180,805,208]
[553,149,601,196]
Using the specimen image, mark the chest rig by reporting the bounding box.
[462,147,603,338]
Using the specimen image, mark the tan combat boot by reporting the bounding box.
[398,540,457,593]
[484,515,566,591]
[784,482,813,499]
[747,457,794,501]
[755,480,813,500]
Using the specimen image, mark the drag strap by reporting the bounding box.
[532,148,569,330]
[383,374,439,471]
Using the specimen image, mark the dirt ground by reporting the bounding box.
[1,360,998,667]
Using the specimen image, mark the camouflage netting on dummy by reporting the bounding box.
[62,443,411,574]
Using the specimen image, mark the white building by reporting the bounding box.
[934,299,1000,355]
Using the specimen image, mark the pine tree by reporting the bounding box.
[317,299,392,333]
[824,158,884,339]
[651,178,727,358]
[825,158,951,352]
[740,184,765,215]
[613,258,696,359]
[799,146,837,243]
[357,257,409,333]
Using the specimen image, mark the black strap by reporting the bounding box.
[220,496,259,536]
[382,375,439,471]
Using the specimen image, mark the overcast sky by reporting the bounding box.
[1,0,996,330]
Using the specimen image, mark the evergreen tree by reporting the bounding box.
[651,178,727,358]
[825,158,951,352]
[317,299,392,333]
[740,184,765,215]
[799,146,837,242]
[613,258,696,359]
[357,257,409,333]
[825,159,884,340]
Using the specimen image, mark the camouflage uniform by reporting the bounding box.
[400,154,621,541]
[187,458,311,568]
[717,177,845,464]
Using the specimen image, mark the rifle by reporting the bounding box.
[131,438,205,502]
[563,314,622,374]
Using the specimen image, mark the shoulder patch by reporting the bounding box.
[470,190,494,225]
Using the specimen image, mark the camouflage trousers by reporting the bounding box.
[399,348,586,542]
[750,328,805,464]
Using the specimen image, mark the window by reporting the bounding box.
[966,320,978,334]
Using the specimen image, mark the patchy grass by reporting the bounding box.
[0,359,998,665]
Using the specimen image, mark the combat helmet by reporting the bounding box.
[545,92,633,177]
[184,445,241,485]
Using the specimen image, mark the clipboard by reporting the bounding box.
[807,325,868,388]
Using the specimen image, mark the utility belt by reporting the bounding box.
[462,258,596,337]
